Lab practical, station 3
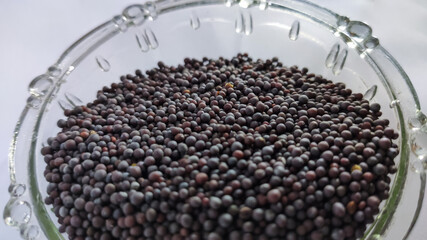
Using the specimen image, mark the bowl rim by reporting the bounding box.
[4,0,426,239]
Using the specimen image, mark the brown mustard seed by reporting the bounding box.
[42,54,399,240]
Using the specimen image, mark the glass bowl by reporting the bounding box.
[4,0,427,239]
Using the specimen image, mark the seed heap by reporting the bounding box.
[42,54,399,240]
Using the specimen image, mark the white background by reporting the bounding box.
[1,0,426,239]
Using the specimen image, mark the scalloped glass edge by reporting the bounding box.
[4,0,426,239]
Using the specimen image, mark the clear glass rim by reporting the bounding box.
[4,0,426,239]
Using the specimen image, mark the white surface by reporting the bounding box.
[0,0,426,239]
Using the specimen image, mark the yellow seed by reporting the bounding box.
[183,89,191,94]
[225,82,234,88]
[351,164,362,172]
[346,201,357,214]
[131,163,137,167]
[90,130,97,135]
